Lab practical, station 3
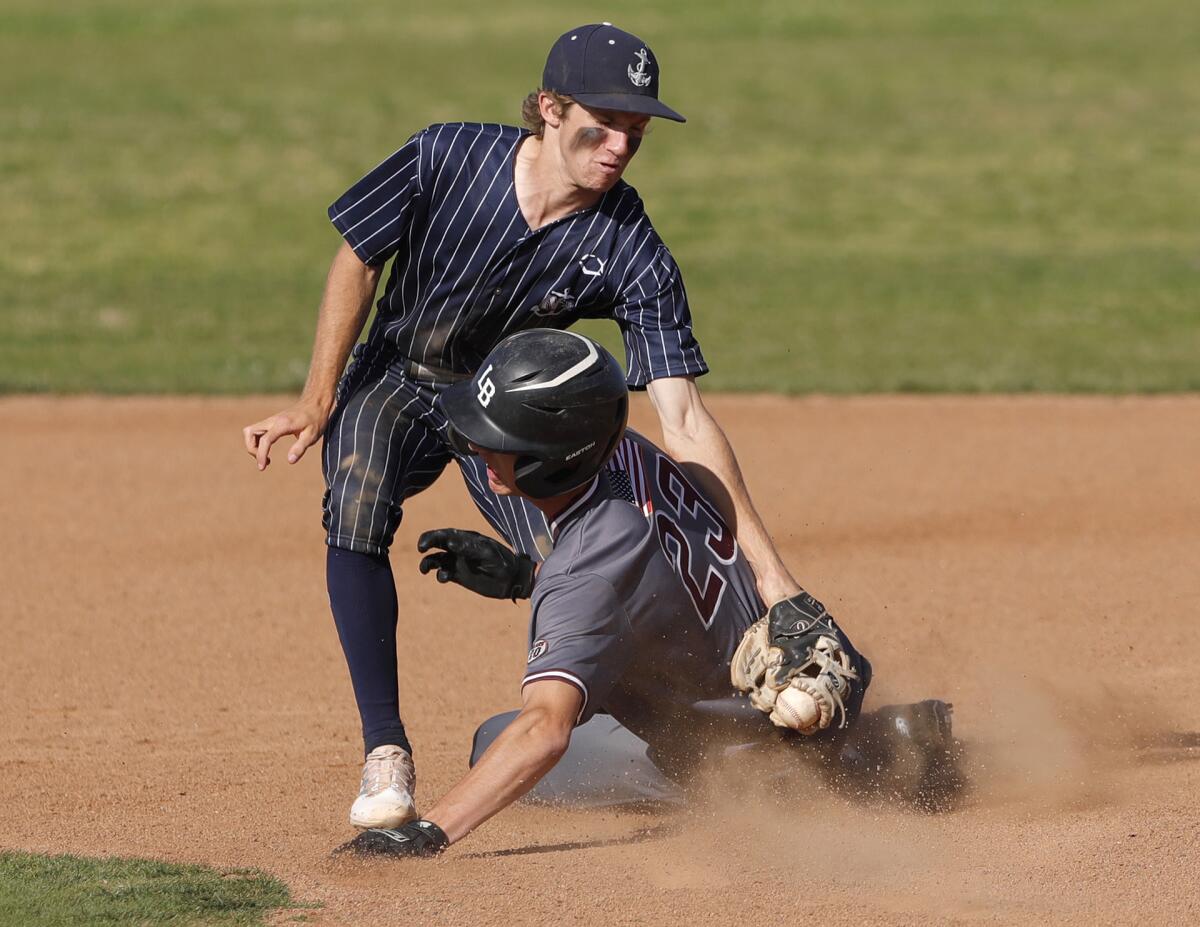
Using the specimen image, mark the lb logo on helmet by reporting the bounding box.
[476,364,496,407]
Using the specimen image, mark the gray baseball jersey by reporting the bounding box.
[523,429,765,759]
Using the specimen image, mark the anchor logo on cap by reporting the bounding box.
[627,47,652,88]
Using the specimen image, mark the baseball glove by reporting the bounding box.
[731,591,864,735]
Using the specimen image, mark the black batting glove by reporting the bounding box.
[417,528,536,600]
[338,820,450,858]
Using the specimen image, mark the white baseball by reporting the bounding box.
[773,686,821,732]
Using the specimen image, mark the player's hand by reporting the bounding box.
[335,820,450,858]
[417,528,536,600]
[242,399,330,471]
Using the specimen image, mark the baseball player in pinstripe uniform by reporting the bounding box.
[243,24,819,831]
[338,330,958,858]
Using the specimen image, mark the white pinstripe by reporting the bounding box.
[425,123,464,201]
[329,151,420,223]
[407,128,514,357]
[333,156,420,234]
[361,407,432,546]
[518,499,550,560]
[608,213,652,293]
[356,190,424,263]
[335,381,422,543]
[405,463,448,480]
[492,233,548,329]
[391,124,452,313]
[389,221,418,321]
[413,126,509,306]
[330,376,388,542]
[439,203,528,369]
[409,125,490,318]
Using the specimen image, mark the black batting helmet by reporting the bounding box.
[440,330,629,499]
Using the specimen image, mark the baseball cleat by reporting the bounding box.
[835,699,966,811]
[349,745,418,830]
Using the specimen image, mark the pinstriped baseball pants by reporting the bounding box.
[322,344,553,560]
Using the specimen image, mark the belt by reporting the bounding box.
[401,357,470,386]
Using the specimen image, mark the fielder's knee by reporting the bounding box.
[322,468,403,557]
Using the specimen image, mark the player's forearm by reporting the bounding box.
[423,708,570,844]
[298,242,381,411]
[671,422,799,602]
[652,385,801,606]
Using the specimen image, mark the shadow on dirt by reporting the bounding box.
[458,821,681,859]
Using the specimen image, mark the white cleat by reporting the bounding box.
[349,745,418,830]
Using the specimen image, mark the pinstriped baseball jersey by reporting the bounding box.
[327,122,707,388]
[523,431,764,749]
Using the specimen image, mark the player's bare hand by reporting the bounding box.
[242,400,330,471]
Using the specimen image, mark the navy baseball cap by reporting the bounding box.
[542,23,686,123]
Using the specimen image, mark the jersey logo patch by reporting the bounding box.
[533,288,575,318]
[627,48,652,88]
[579,254,605,277]
[527,639,549,662]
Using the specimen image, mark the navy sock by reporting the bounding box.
[326,547,412,757]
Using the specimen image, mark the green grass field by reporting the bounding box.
[0,851,296,926]
[2,0,1197,393]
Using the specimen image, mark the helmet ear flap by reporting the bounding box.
[512,454,543,492]
[513,453,595,499]
[606,395,629,456]
[515,454,568,498]
[445,421,475,456]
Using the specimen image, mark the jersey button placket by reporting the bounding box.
[489,233,539,308]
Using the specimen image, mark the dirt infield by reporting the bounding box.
[2,395,1198,926]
